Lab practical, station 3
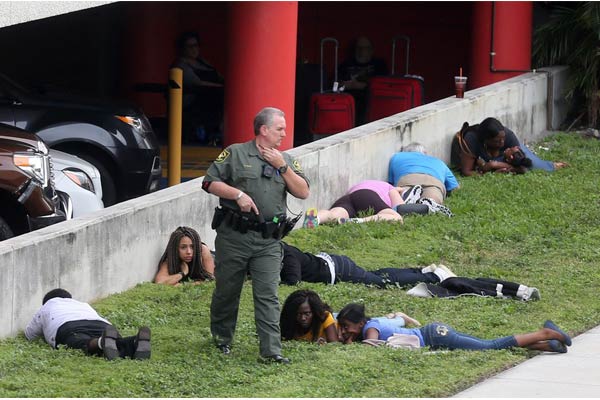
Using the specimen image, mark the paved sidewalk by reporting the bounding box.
[454,325,600,397]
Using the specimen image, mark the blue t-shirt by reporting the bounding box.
[362,317,425,346]
[388,152,459,192]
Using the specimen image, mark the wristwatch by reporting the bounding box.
[278,164,288,174]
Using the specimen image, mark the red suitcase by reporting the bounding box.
[366,35,425,122]
[308,37,355,136]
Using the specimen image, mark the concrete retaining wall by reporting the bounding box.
[0,66,569,339]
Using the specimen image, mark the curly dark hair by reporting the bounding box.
[477,117,505,141]
[158,226,213,281]
[280,290,332,341]
[507,148,533,168]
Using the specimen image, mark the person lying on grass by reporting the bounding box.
[154,226,214,286]
[280,243,541,301]
[280,289,339,344]
[336,303,572,353]
[281,242,449,288]
[302,180,408,228]
[25,288,151,360]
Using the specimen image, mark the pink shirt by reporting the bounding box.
[347,180,394,207]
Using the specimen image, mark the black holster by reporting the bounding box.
[211,206,226,229]
[280,214,301,238]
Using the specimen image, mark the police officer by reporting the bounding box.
[202,107,310,363]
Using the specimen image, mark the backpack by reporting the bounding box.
[450,122,478,170]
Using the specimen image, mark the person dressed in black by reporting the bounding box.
[281,243,541,301]
[281,242,443,288]
[24,288,151,360]
[339,36,387,125]
[172,31,225,145]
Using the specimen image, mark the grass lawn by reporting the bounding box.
[2,132,600,397]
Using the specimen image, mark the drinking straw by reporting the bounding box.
[459,67,463,77]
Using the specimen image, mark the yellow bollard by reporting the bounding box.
[167,67,183,186]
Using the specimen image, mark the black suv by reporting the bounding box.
[0,72,161,206]
[0,124,66,240]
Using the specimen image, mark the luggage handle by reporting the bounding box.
[320,37,339,93]
[391,35,410,76]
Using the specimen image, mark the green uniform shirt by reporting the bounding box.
[205,139,309,220]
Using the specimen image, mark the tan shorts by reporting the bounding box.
[396,173,446,204]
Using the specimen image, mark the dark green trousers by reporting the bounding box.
[210,224,283,357]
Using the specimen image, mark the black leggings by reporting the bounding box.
[331,189,390,218]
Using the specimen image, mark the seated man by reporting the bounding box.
[388,142,459,216]
[25,288,151,360]
[339,36,387,125]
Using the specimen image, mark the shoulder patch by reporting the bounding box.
[292,159,303,173]
[215,149,230,163]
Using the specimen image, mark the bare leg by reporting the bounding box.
[86,338,103,356]
[361,208,403,223]
[514,328,567,347]
[317,207,349,224]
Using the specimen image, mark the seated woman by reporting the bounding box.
[302,180,415,228]
[154,226,214,286]
[281,242,445,288]
[456,117,567,176]
[336,303,572,353]
[280,290,338,343]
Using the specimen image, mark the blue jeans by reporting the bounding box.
[420,322,517,350]
[330,255,438,288]
[520,142,555,171]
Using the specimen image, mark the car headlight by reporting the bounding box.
[115,115,143,130]
[63,168,95,193]
[37,140,48,155]
[115,114,154,149]
[14,152,48,185]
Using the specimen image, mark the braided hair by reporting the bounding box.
[280,289,332,341]
[158,226,213,281]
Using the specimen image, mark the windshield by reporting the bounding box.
[0,72,31,96]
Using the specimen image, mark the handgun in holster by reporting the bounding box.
[238,215,249,234]
[211,207,226,230]
[229,212,241,231]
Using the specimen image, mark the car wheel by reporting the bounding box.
[0,216,14,241]
[76,154,117,207]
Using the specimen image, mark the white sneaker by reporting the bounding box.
[433,264,457,282]
[418,198,454,217]
[402,185,423,205]
[420,264,437,274]
[406,282,433,298]
[522,287,541,301]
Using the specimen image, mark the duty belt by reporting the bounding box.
[211,206,296,239]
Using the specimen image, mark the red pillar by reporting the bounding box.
[224,2,298,150]
[120,3,178,118]
[470,1,532,89]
